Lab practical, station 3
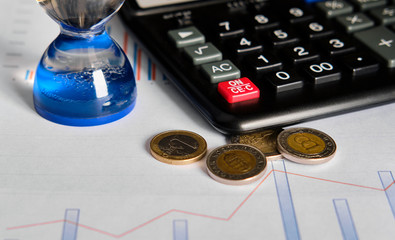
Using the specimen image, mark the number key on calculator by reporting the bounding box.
[121,0,395,134]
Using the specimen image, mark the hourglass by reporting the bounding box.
[34,0,137,126]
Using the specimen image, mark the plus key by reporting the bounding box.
[354,26,395,68]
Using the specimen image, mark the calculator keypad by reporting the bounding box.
[122,0,395,132]
[166,0,395,103]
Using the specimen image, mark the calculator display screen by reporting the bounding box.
[135,0,197,8]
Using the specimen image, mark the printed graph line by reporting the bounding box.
[122,32,129,54]
[333,199,359,240]
[148,58,156,81]
[272,160,300,240]
[6,170,395,238]
[378,171,395,219]
[130,42,157,81]
[132,43,142,81]
[25,70,34,81]
[62,209,80,240]
[173,219,188,240]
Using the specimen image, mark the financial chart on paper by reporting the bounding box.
[1,0,395,240]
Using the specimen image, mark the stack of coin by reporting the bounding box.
[230,129,283,161]
[149,127,337,185]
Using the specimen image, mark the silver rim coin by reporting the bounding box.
[277,127,337,164]
[206,144,268,185]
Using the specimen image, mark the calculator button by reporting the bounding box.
[282,44,320,65]
[168,26,205,48]
[303,61,342,84]
[243,52,283,74]
[184,43,223,65]
[249,12,280,31]
[224,36,263,57]
[264,69,305,93]
[298,20,335,39]
[315,0,354,18]
[201,60,241,83]
[349,0,386,11]
[338,52,379,77]
[354,26,395,68]
[318,35,356,56]
[370,6,395,25]
[218,77,260,103]
[336,13,375,33]
[213,19,245,39]
[265,28,300,48]
[283,6,314,24]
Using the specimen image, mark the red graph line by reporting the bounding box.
[276,170,386,191]
[7,219,64,230]
[29,70,34,80]
[136,48,142,81]
[227,169,273,220]
[122,32,128,54]
[384,180,395,191]
[6,170,395,238]
[152,62,156,81]
[117,210,174,238]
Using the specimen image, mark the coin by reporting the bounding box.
[150,130,207,165]
[206,144,268,185]
[277,127,336,164]
[230,129,283,161]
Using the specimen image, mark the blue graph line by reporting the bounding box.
[272,160,300,240]
[378,171,395,219]
[333,199,359,240]
[62,209,80,240]
[133,43,138,77]
[148,58,152,80]
[173,219,188,240]
[25,70,30,80]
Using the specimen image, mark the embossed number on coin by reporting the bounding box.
[150,130,207,165]
[277,127,336,164]
[206,144,267,185]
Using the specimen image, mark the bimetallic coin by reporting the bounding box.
[230,129,283,161]
[206,144,268,185]
[277,127,337,164]
[150,130,207,165]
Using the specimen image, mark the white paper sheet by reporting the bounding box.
[1,1,395,239]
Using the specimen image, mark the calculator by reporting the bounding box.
[120,0,395,134]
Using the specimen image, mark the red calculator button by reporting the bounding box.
[218,77,260,103]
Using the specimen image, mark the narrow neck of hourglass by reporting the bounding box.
[59,22,107,39]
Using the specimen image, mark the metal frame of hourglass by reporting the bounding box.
[34,0,137,126]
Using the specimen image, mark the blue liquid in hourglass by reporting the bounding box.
[34,30,137,126]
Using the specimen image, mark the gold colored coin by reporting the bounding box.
[277,127,336,164]
[150,130,207,165]
[206,144,267,185]
[230,129,283,161]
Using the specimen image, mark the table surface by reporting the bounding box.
[1,1,395,239]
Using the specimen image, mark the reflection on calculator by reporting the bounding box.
[120,0,395,134]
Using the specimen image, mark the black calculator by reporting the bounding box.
[120,0,395,134]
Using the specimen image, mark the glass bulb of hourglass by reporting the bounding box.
[34,0,137,126]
